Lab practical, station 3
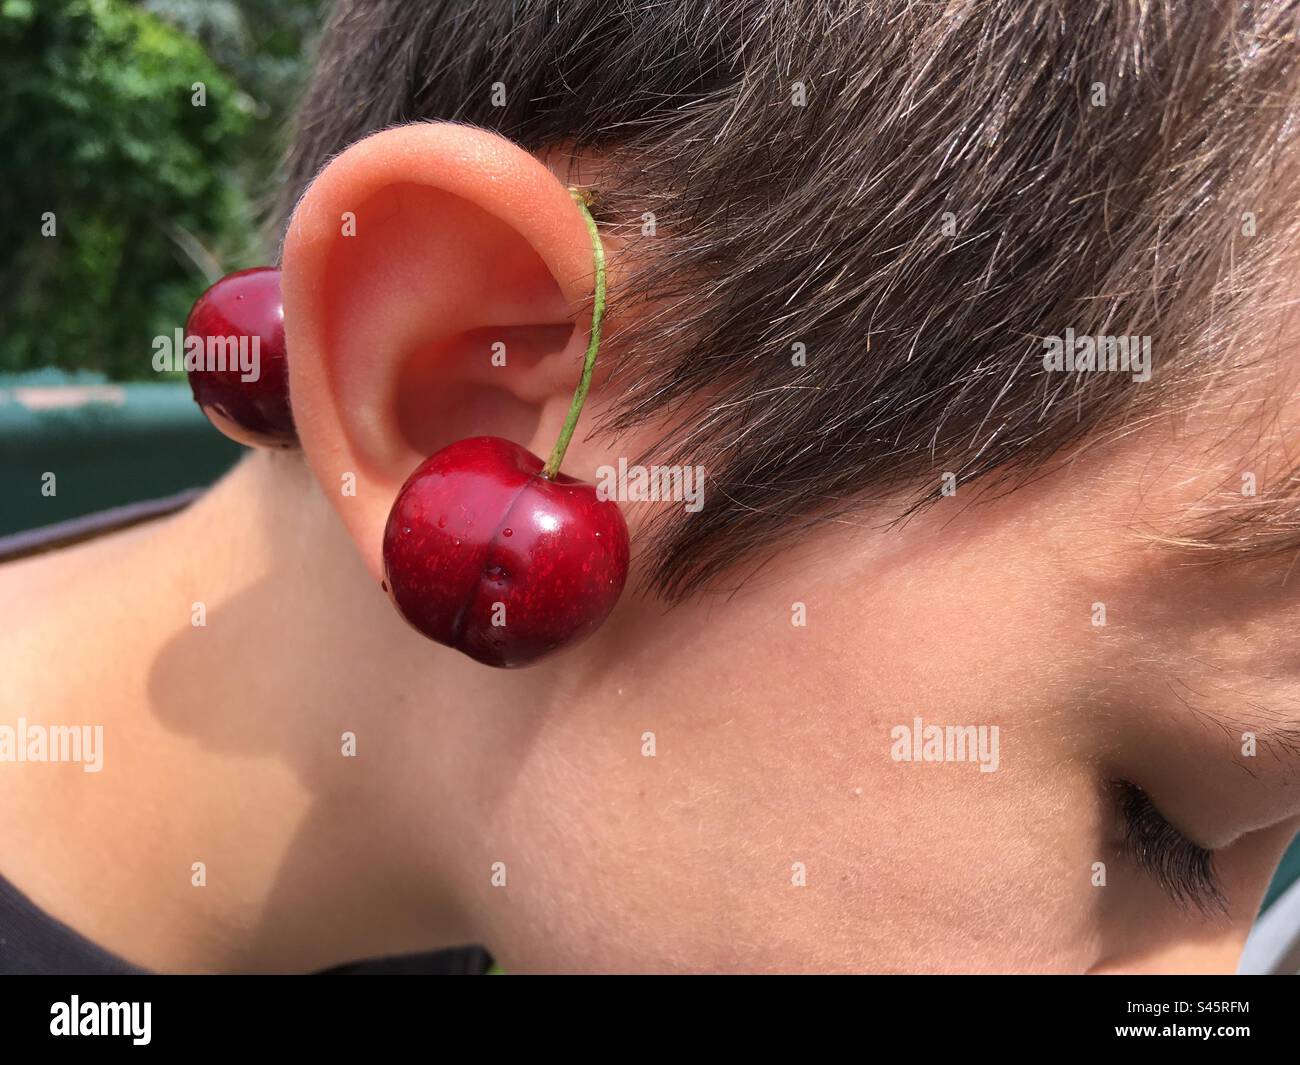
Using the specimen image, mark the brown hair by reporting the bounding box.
[278,0,1300,599]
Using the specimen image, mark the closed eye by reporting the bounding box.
[1112,780,1226,916]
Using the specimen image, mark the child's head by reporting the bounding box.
[269,1,1300,971]
[280,0,1300,596]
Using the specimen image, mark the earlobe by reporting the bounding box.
[279,122,606,584]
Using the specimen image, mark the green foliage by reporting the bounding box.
[144,0,326,177]
[0,0,322,379]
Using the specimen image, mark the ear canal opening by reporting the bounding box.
[394,323,575,458]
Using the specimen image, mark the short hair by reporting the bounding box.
[278,0,1300,600]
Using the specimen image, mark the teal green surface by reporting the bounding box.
[0,370,242,535]
[1263,837,1300,913]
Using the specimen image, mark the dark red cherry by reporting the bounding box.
[382,436,629,668]
[184,266,296,448]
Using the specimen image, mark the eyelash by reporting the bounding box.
[1112,780,1226,916]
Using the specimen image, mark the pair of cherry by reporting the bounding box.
[185,199,628,668]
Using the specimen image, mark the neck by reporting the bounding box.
[0,452,476,972]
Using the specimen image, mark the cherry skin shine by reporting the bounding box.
[185,266,296,448]
[382,436,630,668]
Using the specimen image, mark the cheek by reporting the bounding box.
[458,606,1110,973]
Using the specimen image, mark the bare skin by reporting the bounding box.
[1,123,1298,974]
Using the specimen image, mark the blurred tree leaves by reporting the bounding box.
[0,0,324,379]
[143,0,326,189]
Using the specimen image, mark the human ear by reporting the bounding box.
[280,121,612,583]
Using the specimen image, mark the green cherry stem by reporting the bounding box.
[541,188,607,480]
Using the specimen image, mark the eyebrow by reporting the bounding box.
[1161,473,1300,579]
[1164,675,1300,770]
